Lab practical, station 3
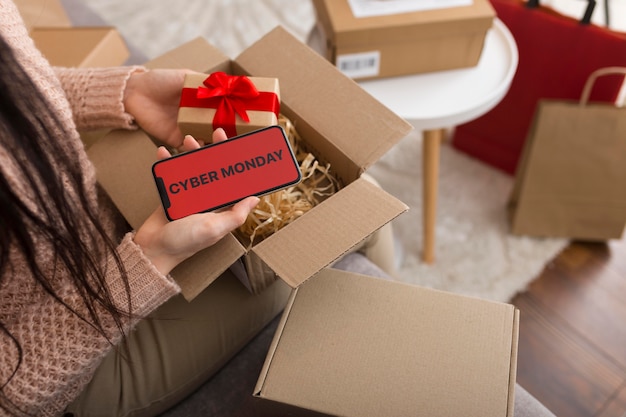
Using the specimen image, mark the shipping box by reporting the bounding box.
[86,27,413,300]
[14,0,71,32]
[254,269,519,417]
[312,0,495,80]
[30,27,130,68]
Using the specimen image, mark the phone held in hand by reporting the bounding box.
[152,125,302,221]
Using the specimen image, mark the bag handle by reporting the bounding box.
[580,67,626,106]
[526,0,597,25]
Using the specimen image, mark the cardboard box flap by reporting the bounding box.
[251,178,408,288]
[144,37,230,73]
[235,26,412,171]
[315,0,495,46]
[31,27,129,68]
[256,269,518,417]
[87,129,159,230]
[172,234,246,301]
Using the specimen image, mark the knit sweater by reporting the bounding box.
[0,1,181,415]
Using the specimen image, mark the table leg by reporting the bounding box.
[422,129,443,264]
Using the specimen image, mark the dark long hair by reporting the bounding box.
[0,36,132,414]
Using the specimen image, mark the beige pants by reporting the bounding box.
[67,176,397,417]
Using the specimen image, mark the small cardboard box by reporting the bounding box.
[178,72,280,141]
[87,27,412,300]
[312,0,495,80]
[30,27,130,68]
[14,0,71,32]
[254,269,519,417]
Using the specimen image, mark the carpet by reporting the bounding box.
[79,0,569,303]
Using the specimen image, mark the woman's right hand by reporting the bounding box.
[133,129,259,275]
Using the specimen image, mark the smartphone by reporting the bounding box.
[152,125,302,221]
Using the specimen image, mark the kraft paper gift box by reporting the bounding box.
[312,0,495,80]
[87,27,413,300]
[178,72,281,142]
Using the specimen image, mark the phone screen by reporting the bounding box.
[152,126,301,221]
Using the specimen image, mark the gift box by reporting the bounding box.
[87,28,412,300]
[312,0,495,80]
[178,72,280,141]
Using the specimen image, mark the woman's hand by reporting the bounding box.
[133,129,259,275]
[123,69,191,149]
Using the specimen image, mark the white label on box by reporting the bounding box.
[336,51,381,79]
[348,0,473,18]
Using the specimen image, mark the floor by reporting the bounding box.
[512,236,626,417]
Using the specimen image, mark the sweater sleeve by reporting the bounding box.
[54,66,146,131]
[109,233,181,319]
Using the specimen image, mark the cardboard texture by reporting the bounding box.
[178,73,280,141]
[14,0,71,31]
[312,0,495,80]
[87,27,413,300]
[30,27,130,68]
[254,269,519,417]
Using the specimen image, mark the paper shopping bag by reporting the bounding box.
[452,0,626,175]
[508,67,626,240]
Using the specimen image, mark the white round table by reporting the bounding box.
[357,18,519,263]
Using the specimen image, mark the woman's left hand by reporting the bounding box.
[123,69,191,149]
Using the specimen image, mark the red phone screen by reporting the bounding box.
[152,126,301,221]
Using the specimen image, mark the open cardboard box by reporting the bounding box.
[312,0,495,80]
[87,27,412,300]
[254,269,519,417]
[30,27,130,68]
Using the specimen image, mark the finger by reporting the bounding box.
[157,146,172,160]
[181,135,202,152]
[198,197,259,240]
[212,128,228,144]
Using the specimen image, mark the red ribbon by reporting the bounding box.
[179,72,280,138]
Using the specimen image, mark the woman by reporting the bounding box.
[0,0,276,414]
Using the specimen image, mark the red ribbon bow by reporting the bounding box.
[180,72,280,138]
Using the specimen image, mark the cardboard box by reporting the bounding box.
[14,0,71,32]
[86,27,413,300]
[312,0,495,80]
[30,27,130,68]
[178,72,280,141]
[254,269,519,417]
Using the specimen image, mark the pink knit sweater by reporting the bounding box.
[0,1,181,415]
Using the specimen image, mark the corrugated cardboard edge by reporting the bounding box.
[253,288,298,397]
[84,28,129,67]
[144,37,229,72]
[507,308,520,417]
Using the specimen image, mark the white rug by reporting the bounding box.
[82,0,569,302]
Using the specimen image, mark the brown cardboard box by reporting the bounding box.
[178,72,280,142]
[312,0,495,80]
[254,269,519,417]
[14,0,71,31]
[86,27,413,300]
[30,27,130,68]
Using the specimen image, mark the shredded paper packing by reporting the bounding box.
[237,115,340,247]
